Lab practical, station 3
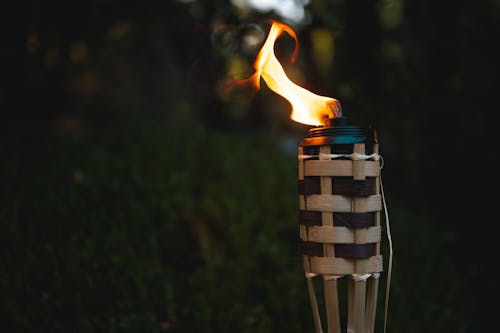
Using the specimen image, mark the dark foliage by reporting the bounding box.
[1,0,499,331]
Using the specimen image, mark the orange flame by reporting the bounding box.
[244,20,341,126]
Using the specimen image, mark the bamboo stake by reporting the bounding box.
[306,275,324,333]
[320,146,341,333]
[351,144,367,332]
[323,275,341,333]
[299,146,310,272]
[352,144,366,214]
[353,275,368,333]
[365,273,380,333]
[352,144,366,181]
[347,278,354,333]
[369,144,382,333]
[347,274,369,333]
[319,146,334,257]
[374,143,381,256]
[300,146,323,333]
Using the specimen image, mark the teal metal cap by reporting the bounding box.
[300,117,375,147]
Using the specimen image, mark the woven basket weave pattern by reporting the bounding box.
[298,143,383,276]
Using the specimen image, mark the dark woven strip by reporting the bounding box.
[332,178,376,196]
[300,241,376,259]
[333,212,375,227]
[299,211,375,227]
[298,177,320,195]
[300,241,323,257]
[299,210,322,226]
[335,243,376,259]
[298,177,376,196]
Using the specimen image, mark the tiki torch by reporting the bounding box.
[298,112,387,333]
[232,20,392,333]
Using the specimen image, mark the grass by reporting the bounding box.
[0,116,471,332]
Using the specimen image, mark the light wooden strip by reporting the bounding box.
[355,258,366,275]
[306,194,351,212]
[306,276,323,333]
[347,279,354,332]
[353,144,365,217]
[353,143,366,180]
[298,147,304,181]
[355,226,381,244]
[303,255,311,273]
[306,195,382,213]
[320,146,335,257]
[319,145,339,333]
[307,226,381,244]
[353,276,367,333]
[300,225,308,241]
[309,255,383,275]
[299,195,305,210]
[308,226,353,243]
[354,195,381,213]
[365,273,380,333]
[355,255,384,274]
[374,143,381,256]
[305,160,380,177]
[324,277,341,333]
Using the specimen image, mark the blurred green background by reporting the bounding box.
[1,0,498,332]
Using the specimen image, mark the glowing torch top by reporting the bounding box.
[241,20,343,126]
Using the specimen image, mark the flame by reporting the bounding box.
[244,20,341,126]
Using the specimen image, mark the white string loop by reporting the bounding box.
[380,166,392,333]
[298,153,381,161]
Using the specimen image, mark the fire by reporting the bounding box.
[243,20,341,126]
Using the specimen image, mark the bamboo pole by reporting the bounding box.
[353,275,368,333]
[300,146,323,333]
[374,143,381,257]
[306,275,324,333]
[323,275,341,333]
[347,278,354,333]
[320,146,341,333]
[365,273,380,333]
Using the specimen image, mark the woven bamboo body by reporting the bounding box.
[299,141,383,333]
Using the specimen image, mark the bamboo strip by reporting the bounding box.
[354,226,381,244]
[298,147,305,181]
[320,146,335,257]
[306,195,382,213]
[323,276,341,333]
[299,147,309,266]
[300,225,309,241]
[353,144,366,180]
[374,143,381,256]
[299,195,306,210]
[306,226,381,244]
[347,278,354,332]
[353,275,368,333]
[300,146,317,323]
[309,255,383,275]
[305,160,380,177]
[319,146,340,333]
[365,273,380,333]
[306,276,324,333]
[303,254,311,272]
[353,144,366,281]
[355,256,384,275]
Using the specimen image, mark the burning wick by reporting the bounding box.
[325,101,343,124]
[236,20,342,126]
